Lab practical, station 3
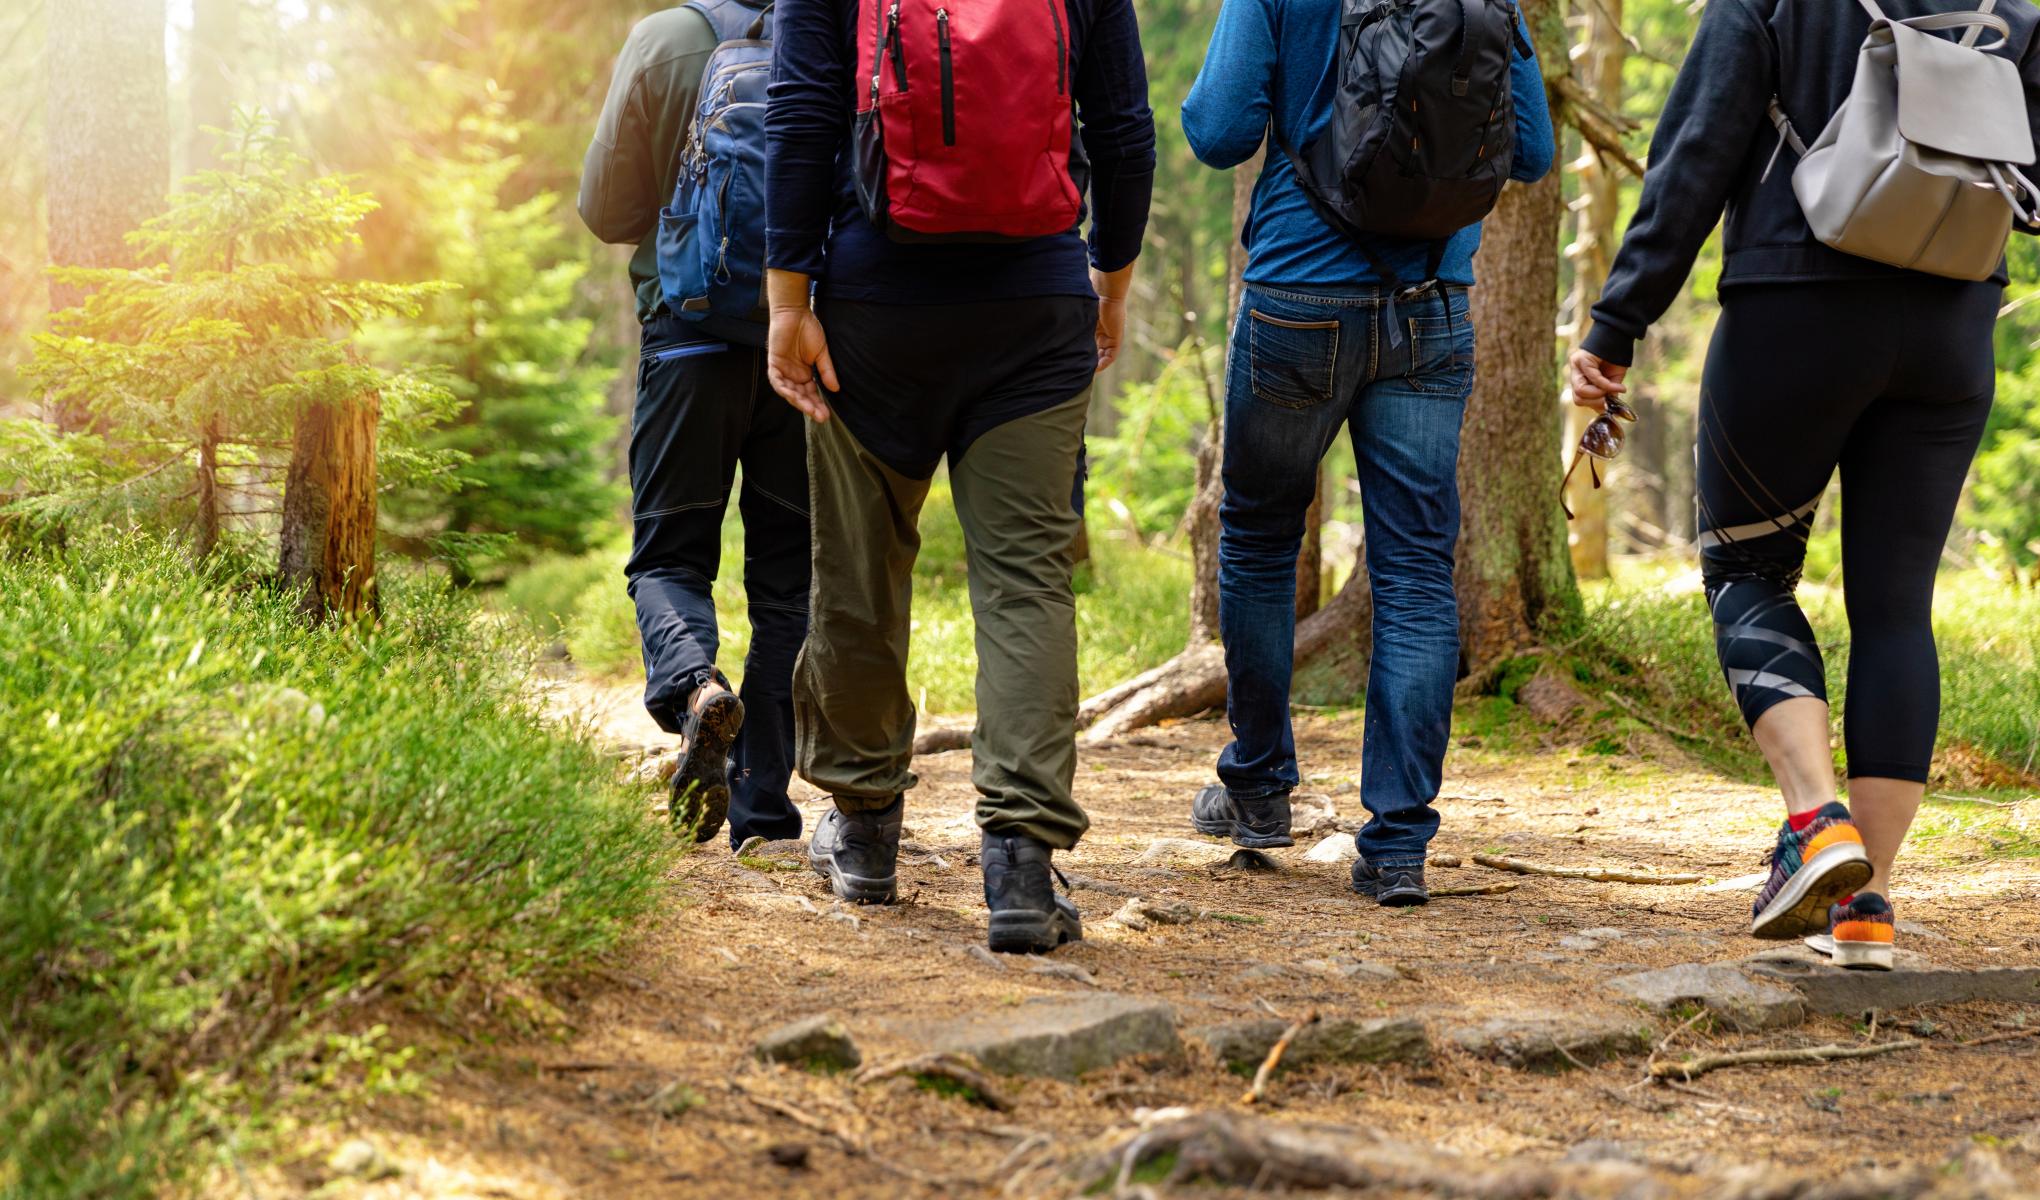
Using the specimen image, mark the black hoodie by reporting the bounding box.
[1584,0,2040,367]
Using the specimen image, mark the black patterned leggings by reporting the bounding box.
[1697,278,1999,784]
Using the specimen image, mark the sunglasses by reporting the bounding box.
[1561,397,1637,521]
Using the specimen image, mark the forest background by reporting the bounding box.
[3,0,2039,1193]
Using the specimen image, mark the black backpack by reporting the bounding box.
[1280,0,1531,290]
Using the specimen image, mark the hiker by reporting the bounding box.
[763,0,1155,952]
[580,0,810,850]
[1179,0,1553,906]
[1569,0,2040,969]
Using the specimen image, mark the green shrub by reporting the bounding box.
[0,535,671,1197]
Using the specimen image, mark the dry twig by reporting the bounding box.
[1473,854,1702,885]
[1243,1010,1320,1104]
[1957,1026,2040,1049]
[1650,1038,1921,1081]
[1429,882,1520,898]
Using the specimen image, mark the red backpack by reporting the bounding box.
[852,0,1082,241]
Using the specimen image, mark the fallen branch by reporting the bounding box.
[1957,1026,2040,1049]
[1473,854,1702,885]
[1649,1038,1921,1081]
[1243,1010,1319,1105]
[1429,882,1519,898]
[854,1053,1015,1112]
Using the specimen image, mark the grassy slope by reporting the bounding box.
[0,537,672,1198]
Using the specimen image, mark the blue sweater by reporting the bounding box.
[765,0,1157,305]
[1182,0,1555,289]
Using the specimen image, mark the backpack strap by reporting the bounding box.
[684,0,771,44]
[1963,0,1998,48]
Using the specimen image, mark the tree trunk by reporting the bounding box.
[188,0,239,170]
[1456,0,1579,672]
[279,394,382,624]
[1559,0,1625,579]
[1296,467,1324,618]
[195,420,221,558]
[45,0,168,315]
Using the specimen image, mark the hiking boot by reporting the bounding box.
[671,688,743,843]
[1804,892,1896,971]
[981,831,1083,954]
[808,798,902,905]
[1751,802,1872,940]
[1189,784,1294,849]
[1352,860,1429,908]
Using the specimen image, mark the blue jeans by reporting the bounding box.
[1216,283,1473,868]
[627,315,811,846]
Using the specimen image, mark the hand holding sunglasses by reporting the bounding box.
[1562,349,1637,521]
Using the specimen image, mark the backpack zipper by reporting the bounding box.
[937,8,956,146]
[1044,0,1067,94]
[886,0,908,91]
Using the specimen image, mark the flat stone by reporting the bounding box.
[754,1013,861,1073]
[1221,849,1280,873]
[1446,1011,1652,1070]
[1136,837,1235,866]
[1606,962,1806,1031]
[1111,897,1197,931]
[899,993,1180,1080]
[1189,1016,1431,1074]
[1745,958,2040,1016]
[1304,834,1358,864]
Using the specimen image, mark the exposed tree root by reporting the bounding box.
[854,1053,1014,1112]
[1430,882,1521,898]
[912,725,972,756]
[1650,1038,1921,1081]
[1472,854,1703,885]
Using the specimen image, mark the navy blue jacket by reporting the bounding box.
[765,0,1157,303]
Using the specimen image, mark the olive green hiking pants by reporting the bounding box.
[793,390,1092,850]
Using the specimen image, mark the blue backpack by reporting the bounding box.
[657,0,772,347]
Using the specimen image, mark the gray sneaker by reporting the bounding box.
[808,799,902,905]
[1189,784,1294,849]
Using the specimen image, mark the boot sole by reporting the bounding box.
[1189,814,1295,850]
[1752,842,1872,940]
[1805,932,1896,971]
[672,693,743,844]
[988,909,1084,955]
[809,852,897,906]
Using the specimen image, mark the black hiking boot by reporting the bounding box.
[981,831,1083,954]
[671,688,743,843]
[1189,783,1294,849]
[1352,860,1429,908]
[808,799,902,905]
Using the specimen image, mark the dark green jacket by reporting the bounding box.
[579,7,719,324]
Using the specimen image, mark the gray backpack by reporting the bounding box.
[1765,0,2038,280]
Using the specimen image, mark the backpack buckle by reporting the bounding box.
[1394,279,1440,303]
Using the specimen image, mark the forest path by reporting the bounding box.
[302,685,2040,1199]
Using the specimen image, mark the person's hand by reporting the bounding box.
[1567,348,1629,412]
[763,270,836,422]
[1091,264,1136,373]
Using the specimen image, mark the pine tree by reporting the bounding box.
[372,109,620,581]
[8,112,457,618]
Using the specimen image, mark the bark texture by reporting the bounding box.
[280,395,382,624]
[45,0,169,314]
[1455,0,1579,673]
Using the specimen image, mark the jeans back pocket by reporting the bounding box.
[1248,308,1340,409]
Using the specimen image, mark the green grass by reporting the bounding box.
[1564,566,2040,784]
[0,535,672,1198]
[504,475,1193,715]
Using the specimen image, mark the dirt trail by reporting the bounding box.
[304,685,2040,1199]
